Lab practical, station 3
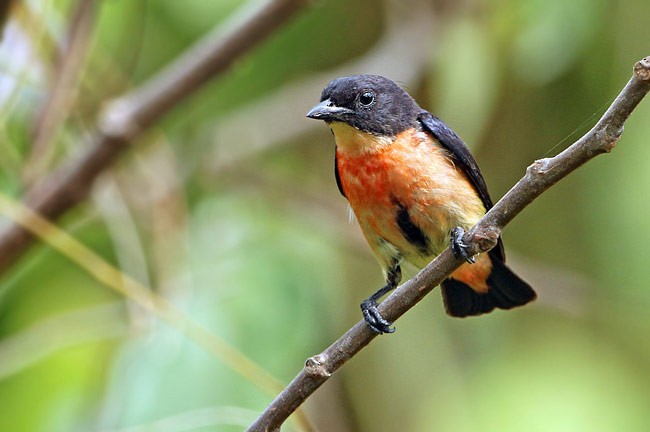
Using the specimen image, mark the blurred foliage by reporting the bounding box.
[0,0,649,431]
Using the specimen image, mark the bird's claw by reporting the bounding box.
[361,300,395,334]
[451,227,476,264]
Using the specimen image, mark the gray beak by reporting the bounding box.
[306,99,354,121]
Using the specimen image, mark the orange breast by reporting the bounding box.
[335,125,485,262]
[332,123,493,293]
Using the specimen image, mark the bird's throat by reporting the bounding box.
[330,122,393,156]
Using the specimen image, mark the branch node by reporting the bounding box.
[98,97,141,142]
[592,126,622,154]
[634,56,650,82]
[470,226,501,253]
[305,354,331,378]
[603,129,622,153]
[527,158,553,177]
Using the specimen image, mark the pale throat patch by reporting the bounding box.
[329,122,394,155]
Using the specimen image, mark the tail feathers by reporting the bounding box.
[441,255,536,318]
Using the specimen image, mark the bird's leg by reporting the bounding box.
[360,264,401,334]
[450,227,476,264]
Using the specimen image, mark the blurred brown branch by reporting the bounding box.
[0,0,309,275]
[0,0,15,40]
[247,56,650,432]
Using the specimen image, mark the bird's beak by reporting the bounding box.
[306,99,353,121]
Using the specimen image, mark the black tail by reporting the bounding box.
[441,252,536,317]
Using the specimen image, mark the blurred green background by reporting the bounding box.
[1,0,649,431]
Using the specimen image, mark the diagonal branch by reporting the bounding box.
[247,56,650,432]
[0,0,309,275]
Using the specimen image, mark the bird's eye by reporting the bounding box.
[359,91,375,107]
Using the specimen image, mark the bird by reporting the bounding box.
[306,74,536,334]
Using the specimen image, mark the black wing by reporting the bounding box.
[418,111,505,261]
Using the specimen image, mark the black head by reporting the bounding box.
[306,75,422,136]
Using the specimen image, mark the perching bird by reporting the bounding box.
[307,75,536,334]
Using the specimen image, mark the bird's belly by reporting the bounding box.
[352,194,452,267]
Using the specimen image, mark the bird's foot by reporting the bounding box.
[451,227,476,264]
[361,299,395,334]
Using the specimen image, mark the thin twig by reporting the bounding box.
[0,188,318,432]
[0,191,320,432]
[247,56,650,432]
[24,0,97,185]
[0,192,287,397]
[0,0,309,274]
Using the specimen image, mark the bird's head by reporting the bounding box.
[306,75,421,137]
